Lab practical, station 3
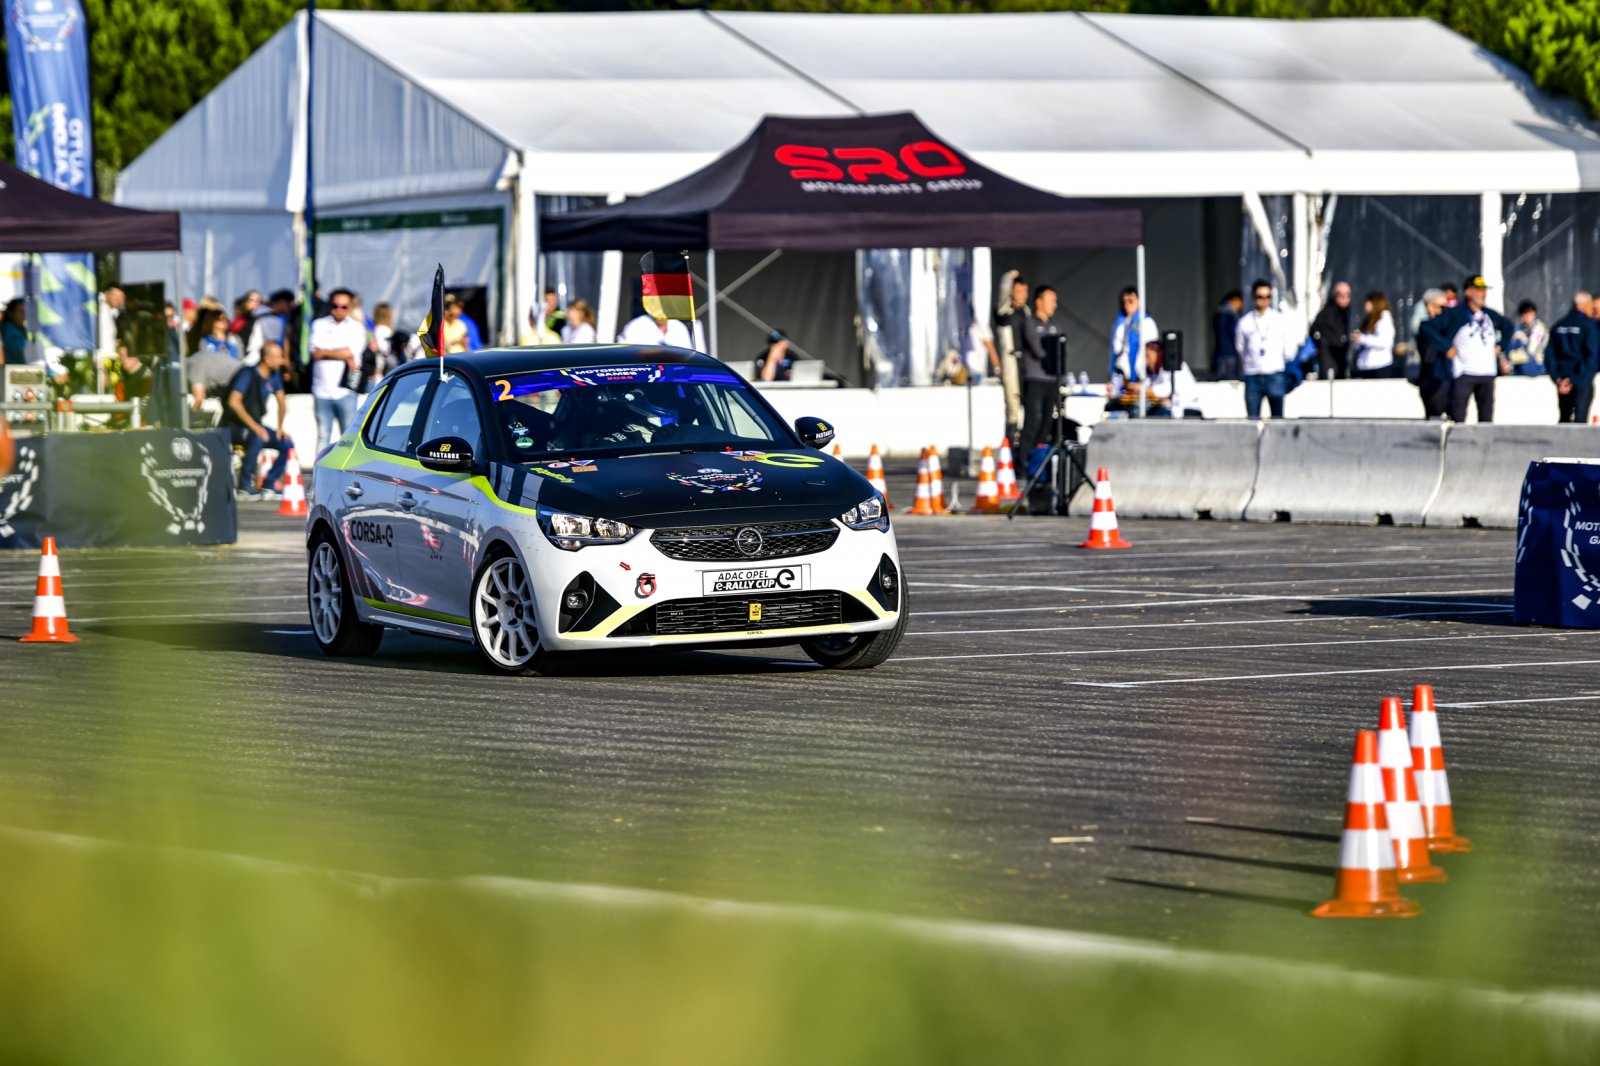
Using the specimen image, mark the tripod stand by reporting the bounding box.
[1009,342,1090,519]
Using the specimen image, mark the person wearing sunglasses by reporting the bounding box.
[1233,280,1297,419]
[309,287,366,452]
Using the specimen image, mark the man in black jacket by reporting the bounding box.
[1211,291,1242,380]
[1016,285,1060,460]
[1311,281,1353,380]
[1548,291,1599,423]
[1412,289,1451,419]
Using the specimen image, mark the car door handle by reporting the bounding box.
[344,484,364,499]
[398,492,418,510]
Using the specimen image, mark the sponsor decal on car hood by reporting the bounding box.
[523,449,869,526]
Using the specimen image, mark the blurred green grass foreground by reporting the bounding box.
[0,825,1597,1066]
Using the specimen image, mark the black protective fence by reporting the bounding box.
[0,429,238,550]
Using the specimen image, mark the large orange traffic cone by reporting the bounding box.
[1410,684,1472,853]
[276,450,308,516]
[18,536,79,644]
[908,448,937,516]
[1311,730,1421,919]
[927,446,948,514]
[866,444,890,507]
[995,437,1020,503]
[1377,697,1447,883]
[973,446,1000,513]
[1078,467,1132,549]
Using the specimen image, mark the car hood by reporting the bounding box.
[491,448,875,528]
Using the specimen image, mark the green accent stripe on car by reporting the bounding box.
[563,590,893,641]
[363,597,470,626]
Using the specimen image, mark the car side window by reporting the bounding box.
[420,376,485,456]
[368,373,430,454]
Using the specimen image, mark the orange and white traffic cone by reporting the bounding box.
[1377,697,1447,883]
[908,448,937,516]
[1078,467,1132,549]
[276,450,308,517]
[927,446,948,514]
[831,442,843,460]
[1409,684,1472,853]
[255,449,271,491]
[995,437,1020,504]
[973,446,1000,513]
[18,536,79,644]
[866,444,890,508]
[1311,730,1421,919]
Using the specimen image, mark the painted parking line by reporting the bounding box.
[1072,658,1600,689]
[893,630,1568,663]
[909,608,1511,638]
[1435,694,1600,708]
[917,590,1513,618]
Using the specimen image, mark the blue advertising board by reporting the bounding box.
[5,0,96,350]
[1513,459,1600,628]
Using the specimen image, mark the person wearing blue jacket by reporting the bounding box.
[1548,291,1600,423]
[1437,275,1512,423]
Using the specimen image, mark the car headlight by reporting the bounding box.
[838,493,889,531]
[537,507,637,551]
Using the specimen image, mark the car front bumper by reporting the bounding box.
[530,522,903,652]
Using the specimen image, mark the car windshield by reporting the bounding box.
[488,363,796,460]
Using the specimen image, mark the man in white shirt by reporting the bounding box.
[1234,279,1298,419]
[1440,274,1512,423]
[98,287,125,358]
[308,287,367,451]
[615,313,704,352]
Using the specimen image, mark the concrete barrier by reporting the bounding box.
[1243,421,1447,525]
[1073,419,1262,520]
[1426,425,1600,529]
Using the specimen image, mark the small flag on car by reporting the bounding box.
[640,251,696,322]
[417,263,445,356]
[417,263,446,379]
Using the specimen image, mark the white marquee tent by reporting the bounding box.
[119,9,1600,356]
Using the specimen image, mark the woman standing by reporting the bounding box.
[560,299,597,345]
[1350,292,1396,379]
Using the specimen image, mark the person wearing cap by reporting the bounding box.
[755,329,794,382]
[1437,275,1511,423]
[1547,291,1599,423]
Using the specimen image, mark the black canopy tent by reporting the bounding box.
[1,156,187,424]
[0,157,180,252]
[541,112,1140,252]
[540,112,1144,369]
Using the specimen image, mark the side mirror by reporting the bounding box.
[794,416,835,450]
[417,436,474,472]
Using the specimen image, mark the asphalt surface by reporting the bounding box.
[3,483,1598,992]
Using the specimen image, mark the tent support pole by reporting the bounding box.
[174,251,189,430]
[708,250,718,360]
[1136,243,1147,419]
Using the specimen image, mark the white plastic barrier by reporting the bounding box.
[1071,419,1261,520]
[1427,425,1600,528]
[1243,421,1447,526]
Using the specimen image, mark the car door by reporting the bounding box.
[343,371,430,607]
[390,373,485,624]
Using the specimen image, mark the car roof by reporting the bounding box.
[425,343,721,379]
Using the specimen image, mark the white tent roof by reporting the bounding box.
[118,9,1600,211]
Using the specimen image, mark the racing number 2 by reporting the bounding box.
[494,379,511,402]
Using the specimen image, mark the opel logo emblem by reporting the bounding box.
[735,526,764,557]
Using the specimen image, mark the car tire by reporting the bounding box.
[470,548,557,676]
[800,584,910,670]
[307,529,384,658]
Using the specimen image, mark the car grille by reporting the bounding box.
[651,520,839,562]
[646,591,843,636]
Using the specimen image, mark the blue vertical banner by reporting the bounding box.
[6,0,96,350]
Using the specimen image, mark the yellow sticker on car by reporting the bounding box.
[749,602,763,622]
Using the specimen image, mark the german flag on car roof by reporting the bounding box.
[640,251,695,321]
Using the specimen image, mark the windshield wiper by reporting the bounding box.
[619,447,697,458]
